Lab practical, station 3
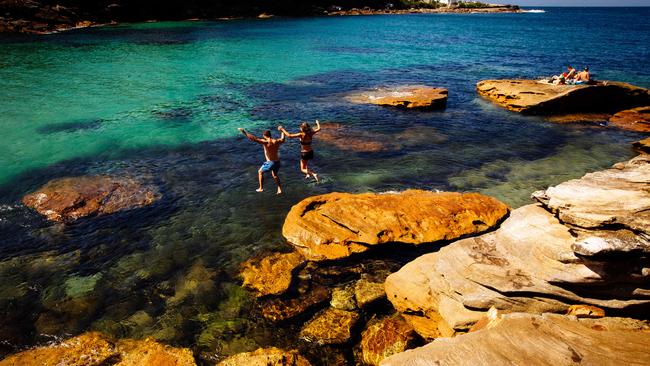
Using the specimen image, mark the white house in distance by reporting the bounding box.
[433,0,462,6]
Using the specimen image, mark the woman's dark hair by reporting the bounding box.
[300,122,312,134]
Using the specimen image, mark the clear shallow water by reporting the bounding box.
[0,7,649,364]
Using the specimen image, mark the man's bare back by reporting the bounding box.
[262,138,282,162]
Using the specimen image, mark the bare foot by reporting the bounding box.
[256,188,264,192]
[277,188,283,195]
[305,174,310,179]
[313,173,319,183]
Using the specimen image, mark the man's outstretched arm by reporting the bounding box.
[238,128,264,143]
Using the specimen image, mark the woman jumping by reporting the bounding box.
[278,120,321,182]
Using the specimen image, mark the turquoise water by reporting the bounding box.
[0,7,649,364]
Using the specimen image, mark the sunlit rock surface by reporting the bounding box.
[0,332,196,366]
[360,316,417,366]
[380,313,650,366]
[609,106,650,132]
[22,176,160,222]
[216,347,311,366]
[282,190,509,261]
[385,203,650,335]
[300,308,360,344]
[532,154,650,235]
[240,251,305,297]
[477,79,650,115]
[346,85,448,110]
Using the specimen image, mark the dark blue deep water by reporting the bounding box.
[0,6,648,364]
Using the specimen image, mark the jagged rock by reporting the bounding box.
[609,106,650,132]
[240,251,305,297]
[532,154,650,235]
[566,304,605,318]
[22,176,160,222]
[216,347,311,366]
[360,316,417,366]
[571,228,650,256]
[300,308,359,344]
[633,137,650,153]
[0,332,196,366]
[282,190,509,261]
[346,85,448,110]
[477,79,650,115]
[385,204,650,335]
[354,276,385,308]
[380,313,650,366]
[330,285,357,311]
[260,285,330,322]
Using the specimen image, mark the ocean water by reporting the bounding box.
[0,7,649,364]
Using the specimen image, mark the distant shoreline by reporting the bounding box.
[0,4,522,35]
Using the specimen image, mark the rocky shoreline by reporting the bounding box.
[0,2,520,35]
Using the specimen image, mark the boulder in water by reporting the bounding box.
[360,316,417,366]
[346,85,448,110]
[22,176,160,222]
[240,251,305,297]
[216,347,311,366]
[633,137,650,153]
[609,106,650,132]
[477,79,650,115]
[282,190,509,261]
[0,332,196,366]
[300,308,360,344]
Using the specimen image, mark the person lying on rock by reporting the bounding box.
[238,128,285,194]
[573,67,591,84]
[278,120,321,183]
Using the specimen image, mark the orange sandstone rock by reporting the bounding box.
[0,332,196,366]
[360,316,417,366]
[216,347,311,366]
[22,176,160,222]
[282,190,509,261]
[240,251,305,297]
[609,106,650,132]
[346,85,448,110]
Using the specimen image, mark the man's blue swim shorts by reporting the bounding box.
[260,160,281,173]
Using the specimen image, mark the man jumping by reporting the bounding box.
[238,127,285,194]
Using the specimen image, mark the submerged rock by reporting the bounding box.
[609,106,650,132]
[532,154,650,235]
[300,308,360,345]
[260,285,331,322]
[477,79,650,115]
[216,347,311,366]
[346,85,448,110]
[354,276,386,308]
[633,137,650,153]
[0,332,196,366]
[330,285,357,311]
[385,203,650,335]
[317,124,446,153]
[360,316,417,366]
[22,176,160,222]
[380,313,650,366]
[240,251,305,297]
[282,190,509,261]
